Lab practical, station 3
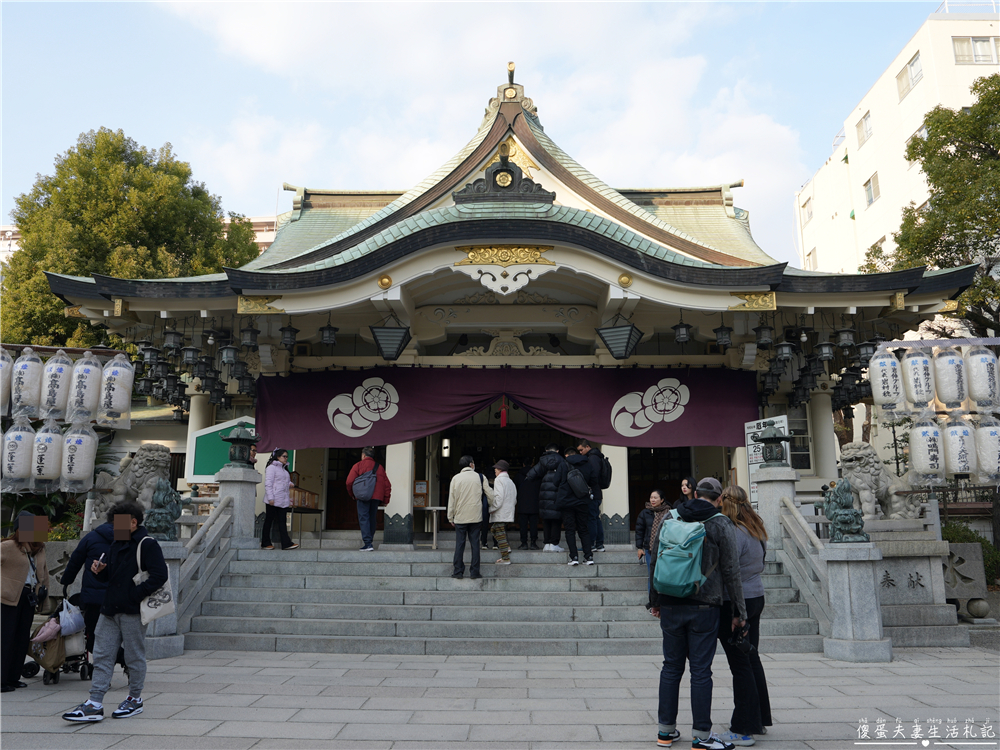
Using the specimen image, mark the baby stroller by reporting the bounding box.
[26,588,93,684]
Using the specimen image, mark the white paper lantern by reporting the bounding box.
[0,347,12,417]
[10,347,43,420]
[30,420,64,494]
[901,350,935,407]
[934,347,968,409]
[966,346,998,408]
[97,354,135,427]
[39,350,74,421]
[66,352,103,422]
[1,418,36,493]
[942,416,978,477]
[61,423,99,493]
[975,415,1000,482]
[869,349,903,411]
[908,417,944,484]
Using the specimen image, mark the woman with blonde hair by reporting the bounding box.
[715,485,771,746]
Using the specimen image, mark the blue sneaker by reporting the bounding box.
[716,731,754,747]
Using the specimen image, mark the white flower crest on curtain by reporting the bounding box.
[610,378,690,437]
[327,377,400,437]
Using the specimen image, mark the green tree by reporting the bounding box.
[860,74,1000,335]
[2,128,259,346]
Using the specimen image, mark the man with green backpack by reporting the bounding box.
[649,477,747,750]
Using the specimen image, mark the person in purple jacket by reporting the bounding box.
[261,448,298,551]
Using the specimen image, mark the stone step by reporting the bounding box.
[183,632,825,655]
[764,587,800,604]
[218,573,648,592]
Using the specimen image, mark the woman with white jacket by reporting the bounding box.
[490,460,518,565]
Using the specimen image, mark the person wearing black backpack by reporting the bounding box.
[560,447,594,566]
[346,447,392,552]
[576,440,608,552]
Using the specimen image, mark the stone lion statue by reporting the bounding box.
[92,444,172,522]
[839,441,919,520]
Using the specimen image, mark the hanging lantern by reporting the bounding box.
[230,359,248,379]
[162,328,184,354]
[753,323,774,349]
[202,370,219,392]
[596,319,644,359]
[152,360,170,379]
[975,414,1000,483]
[370,315,412,361]
[192,356,211,380]
[831,384,845,411]
[713,325,733,351]
[901,349,935,407]
[966,345,998,408]
[172,407,186,422]
[774,340,796,362]
[152,382,165,401]
[219,343,241,366]
[141,342,161,366]
[66,351,103,422]
[869,349,903,412]
[856,379,873,401]
[320,323,339,346]
[934,346,967,409]
[815,340,836,362]
[762,371,781,393]
[237,373,256,395]
[136,377,154,396]
[0,347,12,418]
[856,339,878,367]
[164,373,179,393]
[835,328,856,350]
[842,405,854,421]
[805,355,825,378]
[40,349,74,421]
[942,416,977,477]
[181,346,201,367]
[208,383,224,405]
[240,323,260,349]
[60,422,99,494]
[280,323,300,351]
[134,339,153,355]
[672,321,693,344]
[97,353,136,428]
[10,347,43,420]
[1,417,35,494]
[131,357,146,378]
[798,370,817,391]
[30,420,64,495]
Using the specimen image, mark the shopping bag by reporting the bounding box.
[29,626,65,673]
[58,598,85,636]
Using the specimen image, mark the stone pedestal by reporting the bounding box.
[820,543,893,662]
[145,541,188,660]
[753,466,799,551]
[215,465,262,549]
[601,445,630,545]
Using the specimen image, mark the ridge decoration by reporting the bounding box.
[455,246,555,269]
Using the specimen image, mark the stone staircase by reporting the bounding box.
[185,531,823,655]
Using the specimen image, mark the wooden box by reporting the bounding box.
[290,487,320,509]
[413,494,428,508]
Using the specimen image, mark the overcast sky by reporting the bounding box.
[3,2,941,268]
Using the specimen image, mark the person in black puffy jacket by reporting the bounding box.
[513,459,541,549]
[61,522,114,655]
[635,489,669,608]
[561,448,594,565]
[524,445,566,552]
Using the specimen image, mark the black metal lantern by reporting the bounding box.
[857,379,873,401]
[798,369,818,391]
[320,323,339,346]
[805,355,826,378]
[753,324,774,349]
[835,328,856,350]
[774,340,796,362]
[280,322,300,351]
[762,371,781,393]
[208,385,223,405]
[370,314,412,361]
[141,343,161,366]
[793,383,811,405]
[164,373,179,392]
[152,361,170,379]
[192,356,211,380]
[596,317,644,360]
[237,373,256,395]
[131,357,145,378]
[152,382,165,400]
[180,346,201,367]
[815,340,836,362]
[137,377,154,396]
[172,406,186,422]
[163,328,183,354]
[219,343,240,366]
[672,321,693,345]
[713,325,733,351]
[842,405,855,421]
[221,421,257,468]
[202,369,219,392]
[857,339,878,367]
[230,359,248,379]
[240,323,260,349]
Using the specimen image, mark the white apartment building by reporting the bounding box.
[795,8,999,274]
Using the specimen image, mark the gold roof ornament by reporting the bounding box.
[728,292,776,312]
[482,136,539,179]
[508,61,515,85]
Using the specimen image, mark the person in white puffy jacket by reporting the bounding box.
[489,460,518,565]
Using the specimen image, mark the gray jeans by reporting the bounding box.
[90,613,146,703]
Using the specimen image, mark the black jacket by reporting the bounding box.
[95,527,168,617]
[525,452,567,521]
[559,454,593,510]
[649,497,747,620]
[61,523,114,606]
[583,449,605,502]
[635,506,655,551]
[513,466,541,516]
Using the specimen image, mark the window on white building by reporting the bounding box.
[805,247,817,271]
[906,124,928,167]
[801,198,813,224]
[856,112,873,147]
[896,52,922,100]
[953,36,999,64]
[864,173,880,207]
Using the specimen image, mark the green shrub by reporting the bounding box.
[941,521,1000,583]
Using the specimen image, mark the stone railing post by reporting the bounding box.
[215,465,261,549]
[753,466,798,551]
[819,542,892,662]
[145,540,188,660]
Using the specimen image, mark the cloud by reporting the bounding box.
[162,2,808,265]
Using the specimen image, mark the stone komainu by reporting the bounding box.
[839,441,919,520]
[93,444,172,523]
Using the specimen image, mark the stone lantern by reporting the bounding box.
[751,419,792,468]
[221,421,258,468]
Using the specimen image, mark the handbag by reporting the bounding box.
[58,597,85,636]
[29,626,65,672]
[133,537,175,626]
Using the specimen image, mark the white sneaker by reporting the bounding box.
[552,545,564,552]
[567,559,580,566]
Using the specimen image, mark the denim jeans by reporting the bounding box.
[356,499,380,547]
[452,522,481,577]
[588,496,605,547]
[658,604,720,737]
[719,596,771,734]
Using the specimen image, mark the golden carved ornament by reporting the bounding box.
[618,273,633,288]
[939,300,959,313]
[728,292,776,312]
[888,291,906,313]
[495,172,512,187]
[455,245,555,268]
[113,299,129,316]
[64,305,87,319]
[481,136,539,179]
[377,275,393,289]
[237,295,285,314]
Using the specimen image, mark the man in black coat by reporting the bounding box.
[61,522,115,655]
[63,501,168,723]
[576,439,606,552]
[513,458,541,549]
[524,444,566,552]
[561,448,594,565]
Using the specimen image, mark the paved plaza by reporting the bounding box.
[0,646,997,750]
